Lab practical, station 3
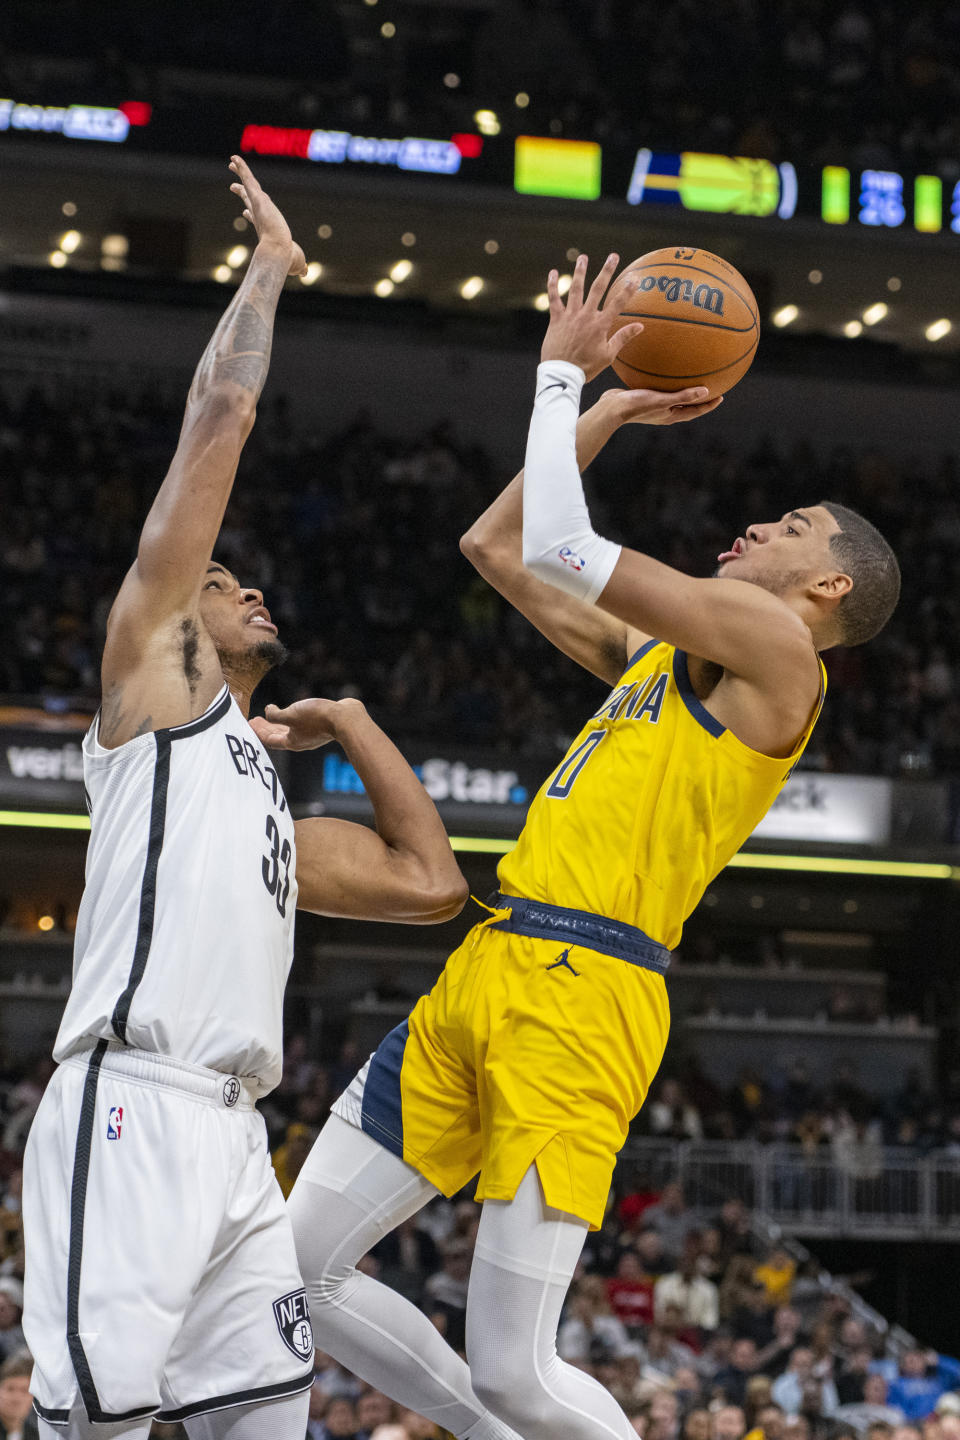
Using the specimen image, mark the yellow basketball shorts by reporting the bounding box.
[333,913,670,1230]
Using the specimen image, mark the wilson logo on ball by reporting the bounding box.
[632,275,725,315]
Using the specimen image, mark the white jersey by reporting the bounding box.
[54,685,298,1093]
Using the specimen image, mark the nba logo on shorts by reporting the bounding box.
[272,1288,313,1361]
[106,1106,123,1140]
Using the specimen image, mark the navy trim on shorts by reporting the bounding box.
[110,731,171,1042]
[33,1399,70,1424]
[360,1020,410,1157]
[672,648,726,739]
[487,893,671,974]
[156,1367,314,1423]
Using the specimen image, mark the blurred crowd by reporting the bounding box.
[6,0,960,170]
[0,379,952,778]
[1,1043,960,1440]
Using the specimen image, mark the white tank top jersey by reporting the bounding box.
[54,685,298,1094]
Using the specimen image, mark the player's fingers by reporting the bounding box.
[568,253,589,309]
[669,386,711,407]
[667,396,724,423]
[546,269,562,315]
[587,252,619,309]
[609,322,644,356]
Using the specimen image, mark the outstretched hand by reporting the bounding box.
[228,155,307,277]
[604,385,724,427]
[250,698,364,751]
[541,253,644,382]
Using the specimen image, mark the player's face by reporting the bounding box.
[199,562,286,671]
[714,505,842,596]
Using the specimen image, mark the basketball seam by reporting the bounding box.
[614,334,759,381]
[614,310,757,335]
[614,260,759,323]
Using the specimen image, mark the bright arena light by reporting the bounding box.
[926,318,952,342]
[389,259,413,283]
[515,92,530,108]
[59,230,81,254]
[772,305,799,328]
[557,274,572,296]
[474,109,500,136]
[808,269,823,284]
[212,264,232,283]
[460,276,484,300]
[37,915,55,932]
[226,245,249,268]
[444,73,460,88]
[843,320,863,338]
[101,234,129,257]
[862,302,888,326]
[374,278,395,297]
[401,232,416,247]
[533,293,550,311]
[887,276,902,292]
[484,239,499,255]
[49,250,67,268]
[62,201,77,216]
[317,224,333,239]
[300,262,323,285]
[380,21,396,37]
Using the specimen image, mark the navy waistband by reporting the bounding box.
[486,892,671,975]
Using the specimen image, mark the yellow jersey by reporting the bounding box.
[497,639,825,950]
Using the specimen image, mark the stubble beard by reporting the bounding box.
[218,637,289,685]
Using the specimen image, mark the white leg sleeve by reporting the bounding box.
[467,1166,636,1440]
[183,1388,310,1439]
[288,1115,520,1440]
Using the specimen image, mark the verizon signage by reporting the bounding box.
[753,773,892,845]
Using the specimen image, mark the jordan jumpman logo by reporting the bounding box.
[546,948,580,976]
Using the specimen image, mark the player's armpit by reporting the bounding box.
[597,552,819,696]
[293,817,468,923]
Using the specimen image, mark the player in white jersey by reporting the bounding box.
[21,158,468,1440]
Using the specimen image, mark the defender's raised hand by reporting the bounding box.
[250,698,361,751]
[229,155,307,276]
[541,253,644,382]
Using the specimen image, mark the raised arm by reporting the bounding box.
[99,157,306,746]
[250,699,468,924]
[460,378,720,687]
[521,254,819,699]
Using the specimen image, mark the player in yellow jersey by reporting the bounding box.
[288,255,900,1440]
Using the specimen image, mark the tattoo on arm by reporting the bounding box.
[189,249,288,405]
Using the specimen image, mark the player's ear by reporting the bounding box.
[814,570,853,600]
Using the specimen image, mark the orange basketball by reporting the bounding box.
[606,247,759,398]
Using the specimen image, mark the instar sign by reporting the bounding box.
[753,774,892,846]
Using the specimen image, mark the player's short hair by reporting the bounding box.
[819,501,900,646]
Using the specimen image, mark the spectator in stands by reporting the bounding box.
[0,1350,36,1440]
[756,1307,806,1378]
[772,1347,839,1418]
[752,1403,786,1440]
[754,1247,796,1308]
[714,1338,760,1406]
[357,1392,395,1434]
[711,1405,748,1440]
[423,1236,471,1352]
[558,1276,632,1363]
[835,1372,907,1432]
[309,1395,366,1440]
[730,1276,776,1349]
[270,1120,315,1199]
[648,1080,704,1141]
[654,1234,720,1331]
[644,1323,700,1382]
[644,1182,700,1265]
[0,1286,24,1365]
[713,1198,754,1266]
[684,1409,712,1440]
[888,1352,960,1422]
[608,1248,657,1331]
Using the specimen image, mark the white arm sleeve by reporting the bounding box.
[521,359,622,605]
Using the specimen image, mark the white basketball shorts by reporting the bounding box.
[23,1041,314,1427]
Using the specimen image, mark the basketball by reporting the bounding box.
[606,247,760,398]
